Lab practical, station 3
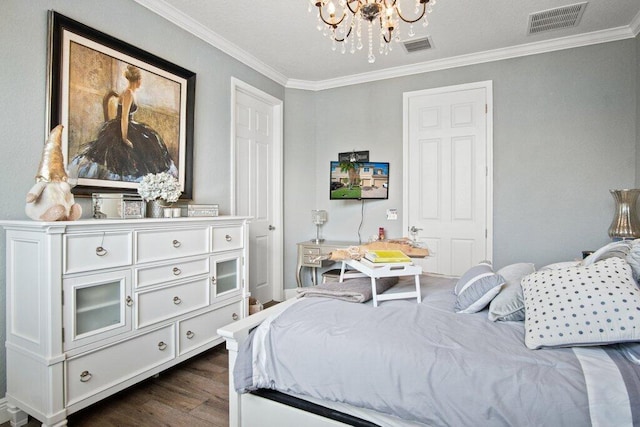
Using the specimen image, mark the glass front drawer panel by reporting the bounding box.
[75,282,121,335]
[64,269,132,351]
[215,259,239,295]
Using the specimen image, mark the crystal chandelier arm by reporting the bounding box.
[333,26,354,43]
[381,27,393,43]
[378,17,394,43]
[345,0,361,15]
[316,2,348,27]
[394,0,428,24]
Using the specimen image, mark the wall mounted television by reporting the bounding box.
[330,161,389,200]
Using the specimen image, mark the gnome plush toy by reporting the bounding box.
[25,125,82,221]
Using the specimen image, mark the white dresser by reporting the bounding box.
[1,216,249,427]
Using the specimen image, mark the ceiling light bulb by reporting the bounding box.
[327,1,336,15]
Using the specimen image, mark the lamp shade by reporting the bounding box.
[312,210,328,225]
[608,189,640,239]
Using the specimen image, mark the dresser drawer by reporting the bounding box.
[303,247,321,256]
[135,257,209,289]
[136,227,209,264]
[178,301,241,355]
[301,246,322,267]
[136,278,210,328]
[66,324,175,406]
[64,232,132,274]
[302,255,322,267]
[212,226,243,252]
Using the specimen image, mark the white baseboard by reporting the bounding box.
[0,397,11,424]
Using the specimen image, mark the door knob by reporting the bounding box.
[409,226,422,241]
[268,225,276,231]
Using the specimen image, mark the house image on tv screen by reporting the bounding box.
[330,161,389,200]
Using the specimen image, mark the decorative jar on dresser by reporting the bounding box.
[1,216,249,427]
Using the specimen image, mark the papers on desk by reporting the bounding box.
[363,250,412,264]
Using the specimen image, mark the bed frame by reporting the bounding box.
[218,298,358,427]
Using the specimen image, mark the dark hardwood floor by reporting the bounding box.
[2,343,230,427]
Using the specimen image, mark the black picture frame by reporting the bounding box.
[47,11,195,198]
[338,151,369,163]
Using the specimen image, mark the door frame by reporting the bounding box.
[402,80,494,264]
[230,77,284,301]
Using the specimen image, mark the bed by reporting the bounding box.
[218,246,640,427]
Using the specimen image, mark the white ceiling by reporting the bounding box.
[135,0,640,90]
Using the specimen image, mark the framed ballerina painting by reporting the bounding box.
[46,11,195,199]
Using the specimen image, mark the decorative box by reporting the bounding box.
[187,204,219,217]
[92,193,146,219]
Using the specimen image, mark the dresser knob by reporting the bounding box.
[186,330,194,339]
[172,267,181,276]
[232,313,239,321]
[95,246,107,257]
[80,370,92,382]
[225,235,232,242]
[125,296,133,307]
[158,341,167,351]
[211,276,217,285]
[173,296,181,305]
[172,239,181,248]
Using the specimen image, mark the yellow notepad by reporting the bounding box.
[364,250,411,263]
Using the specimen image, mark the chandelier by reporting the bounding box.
[309,0,438,63]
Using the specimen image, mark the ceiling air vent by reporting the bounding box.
[402,37,432,54]
[527,2,587,35]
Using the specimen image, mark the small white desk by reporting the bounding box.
[339,259,423,307]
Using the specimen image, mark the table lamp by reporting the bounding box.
[311,210,328,243]
[608,189,640,239]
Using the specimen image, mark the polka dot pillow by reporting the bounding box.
[521,257,640,350]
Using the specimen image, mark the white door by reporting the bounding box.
[232,79,283,303]
[403,82,493,276]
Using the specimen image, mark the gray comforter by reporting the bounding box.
[234,275,640,426]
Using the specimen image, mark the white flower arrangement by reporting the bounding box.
[137,172,182,203]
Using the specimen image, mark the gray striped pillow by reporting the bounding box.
[454,262,505,314]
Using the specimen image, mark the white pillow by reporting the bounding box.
[582,240,634,266]
[454,262,505,314]
[521,257,640,349]
[625,241,640,284]
[488,263,535,322]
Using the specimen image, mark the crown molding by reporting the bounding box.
[287,25,637,91]
[630,9,640,36]
[133,0,288,87]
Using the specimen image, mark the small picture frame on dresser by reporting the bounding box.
[92,193,146,219]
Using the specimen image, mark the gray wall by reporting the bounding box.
[0,0,284,400]
[284,39,638,290]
